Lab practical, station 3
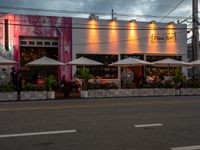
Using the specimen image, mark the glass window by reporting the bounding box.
[44,41,51,46]
[146,55,182,76]
[29,41,35,45]
[37,41,43,46]
[52,42,58,46]
[76,54,118,79]
[20,41,27,45]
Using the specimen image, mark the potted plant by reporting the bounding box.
[44,75,57,99]
[172,68,186,89]
[76,68,93,98]
[0,84,17,101]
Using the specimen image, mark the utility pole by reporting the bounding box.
[111,9,117,20]
[192,0,199,74]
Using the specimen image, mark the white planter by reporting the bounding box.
[134,89,154,97]
[154,88,175,96]
[175,89,180,96]
[180,88,200,96]
[80,88,200,98]
[46,91,55,99]
[86,89,134,98]
[81,91,88,98]
[117,89,134,97]
[0,92,17,101]
[20,91,47,100]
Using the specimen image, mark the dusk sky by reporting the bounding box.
[0,0,193,22]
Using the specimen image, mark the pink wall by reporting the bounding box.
[12,14,72,79]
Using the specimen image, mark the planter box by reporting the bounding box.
[180,88,200,96]
[81,88,200,98]
[155,88,175,96]
[134,89,154,97]
[46,91,55,99]
[175,89,180,96]
[85,89,134,98]
[0,92,17,101]
[106,89,134,97]
[20,91,47,100]
[95,89,107,98]
[117,89,134,97]
[81,91,89,98]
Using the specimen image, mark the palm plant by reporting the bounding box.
[76,68,93,90]
[44,75,57,91]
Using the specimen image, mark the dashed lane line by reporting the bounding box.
[0,130,77,138]
[170,145,200,150]
[134,123,163,128]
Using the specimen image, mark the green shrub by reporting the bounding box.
[162,81,175,88]
[23,83,46,91]
[76,68,93,90]
[44,75,57,91]
[187,80,200,88]
[173,68,186,83]
[23,83,36,91]
[140,83,154,88]
[0,84,16,92]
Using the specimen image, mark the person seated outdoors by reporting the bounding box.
[73,75,82,92]
[60,75,71,97]
[95,76,102,84]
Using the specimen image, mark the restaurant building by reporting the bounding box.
[72,18,187,81]
[0,13,187,84]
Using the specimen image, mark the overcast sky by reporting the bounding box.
[0,0,193,22]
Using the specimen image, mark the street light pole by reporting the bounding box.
[192,0,199,74]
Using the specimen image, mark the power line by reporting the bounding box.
[0,22,189,31]
[0,17,189,46]
[0,5,189,20]
[0,22,189,46]
[0,17,189,29]
[159,0,186,22]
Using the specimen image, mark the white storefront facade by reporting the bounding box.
[72,18,187,81]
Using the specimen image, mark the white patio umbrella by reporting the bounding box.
[67,57,103,66]
[26,56,64,90]
[188,59,200,75]
[109,57,153,88]
[189,59,200,66]
[0,55,17,65]
[25,56,65,99]
[26,56,65,66]
[67,57,103,91]
[152,58,189,77]
[109,57,153,67]
[152,58,189,67]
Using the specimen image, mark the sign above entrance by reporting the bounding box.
[151,33,176,43]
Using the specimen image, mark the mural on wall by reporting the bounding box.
[0,15,15,60]
[0,19,5,57]
[11,14,72,78]
[0,19,3,45]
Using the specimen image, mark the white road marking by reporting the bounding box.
[0,130,77,138]
[170,145,200,150]
[134,123,163,128]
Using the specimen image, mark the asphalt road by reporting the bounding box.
[0,96,200,150]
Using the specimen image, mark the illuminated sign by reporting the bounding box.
[151,33,176,43]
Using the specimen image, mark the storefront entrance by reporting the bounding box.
[19,38,59,87]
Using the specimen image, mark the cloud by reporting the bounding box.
[0,0,193,22]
